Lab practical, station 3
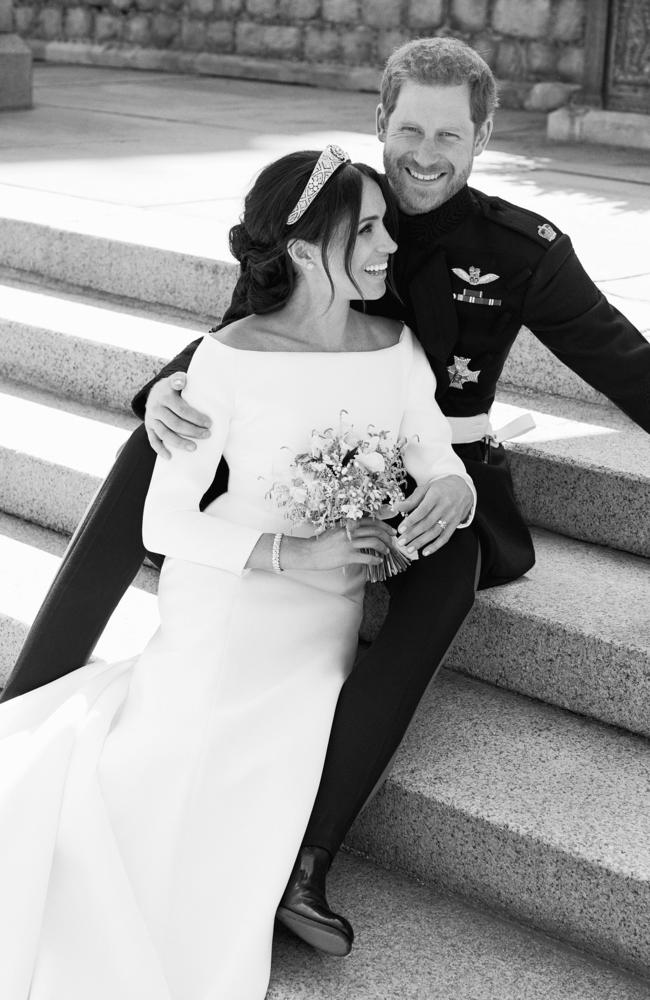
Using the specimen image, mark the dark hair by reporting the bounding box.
[381,37,498,127]
[228,151,395,317]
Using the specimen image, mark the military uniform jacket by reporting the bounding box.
[371,185,650,430]
[133,185,650,586]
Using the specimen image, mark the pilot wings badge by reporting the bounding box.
[452,266,499,286]
[451,266,501,306]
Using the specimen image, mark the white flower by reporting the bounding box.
[377,431,396,453]
[341,503,363,519]
[310,432,330,457]
[355,451,386,474]
[290,486,308,503]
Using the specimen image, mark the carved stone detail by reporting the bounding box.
[611,0,650,86]
[607,0,650,111]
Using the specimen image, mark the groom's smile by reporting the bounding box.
[376,81,492,215]
[405,167,446,183]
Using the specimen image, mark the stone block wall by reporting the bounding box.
[17,0,587,106]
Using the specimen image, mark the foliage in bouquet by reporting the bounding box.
[267,416,411,581]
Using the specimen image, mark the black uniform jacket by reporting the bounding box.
[133,185,650,586]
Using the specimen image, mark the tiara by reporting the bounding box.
[286,144,351,226]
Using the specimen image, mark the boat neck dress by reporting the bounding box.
[0,325,474,1000]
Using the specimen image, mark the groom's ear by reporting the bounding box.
[376,104,388,142]
[473,117,493,156]
[287,239,316,272]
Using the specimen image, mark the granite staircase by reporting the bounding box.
[1,215,649,1000]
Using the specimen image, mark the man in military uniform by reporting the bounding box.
[3,38,649,955]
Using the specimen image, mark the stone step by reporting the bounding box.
[362,526,650,740]
[0,377,134,535]
[496,387,649,559]
[347,669,650,980]
[0,511,159,686]
[453,528,650,739]
[0,270,203,411]
[0,215,237,319]
[1,278,647,557]
[269,852,650,1000]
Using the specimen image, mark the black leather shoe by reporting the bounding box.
[276,845,354,957]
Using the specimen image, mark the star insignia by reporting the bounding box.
[447,355,481,390]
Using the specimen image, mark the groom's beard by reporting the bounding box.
[384,151,473,216]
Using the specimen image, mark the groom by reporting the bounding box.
[3,38,649,956]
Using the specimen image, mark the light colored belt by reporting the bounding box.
[448,411,536,445]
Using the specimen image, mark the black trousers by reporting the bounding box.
[303,526,479,856]
[1,424,479,860]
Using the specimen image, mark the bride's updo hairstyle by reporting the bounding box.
[229,150,393,315]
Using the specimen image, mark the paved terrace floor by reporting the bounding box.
[0,64,649,331]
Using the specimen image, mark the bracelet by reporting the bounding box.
[272,532,284,574]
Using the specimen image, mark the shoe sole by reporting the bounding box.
[275,906,352,957]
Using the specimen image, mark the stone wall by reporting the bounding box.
[18,0,587,107]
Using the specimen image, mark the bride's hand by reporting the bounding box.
[289,518,397,572]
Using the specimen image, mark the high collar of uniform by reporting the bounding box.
[398,185,475,245]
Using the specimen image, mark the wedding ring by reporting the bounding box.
[436,518,448,530]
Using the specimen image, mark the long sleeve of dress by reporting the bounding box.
[142,335,263,575]
[400,330,477,525]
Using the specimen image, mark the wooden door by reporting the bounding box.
[583,0,650,113]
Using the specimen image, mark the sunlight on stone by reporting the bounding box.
[491,400,617,445]
[0,389,128,474]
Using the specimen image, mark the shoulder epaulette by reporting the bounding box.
[470,188,564,249]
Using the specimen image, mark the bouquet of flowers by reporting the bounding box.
[267,415,412,582]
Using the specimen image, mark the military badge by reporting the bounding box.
[451,266,502,307]
[452,266,499,285]
[447,356,481,390]
[537,223,556,242]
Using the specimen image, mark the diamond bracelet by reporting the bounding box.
[272,532,284,574]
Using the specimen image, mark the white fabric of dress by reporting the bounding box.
[0,325,474,1000]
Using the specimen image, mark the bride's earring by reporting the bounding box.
[288,239,317,273]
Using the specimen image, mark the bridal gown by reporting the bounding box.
[0,325,474,1000]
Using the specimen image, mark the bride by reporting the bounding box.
[0,145,475,1000]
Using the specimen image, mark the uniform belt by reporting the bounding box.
[448,412,536,445]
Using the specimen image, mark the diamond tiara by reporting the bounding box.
[286,144,351,226]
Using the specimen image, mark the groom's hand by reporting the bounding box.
[394,475,474,557]
[144,373,212,459]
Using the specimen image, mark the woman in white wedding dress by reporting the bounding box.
[0,146,475,1000]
